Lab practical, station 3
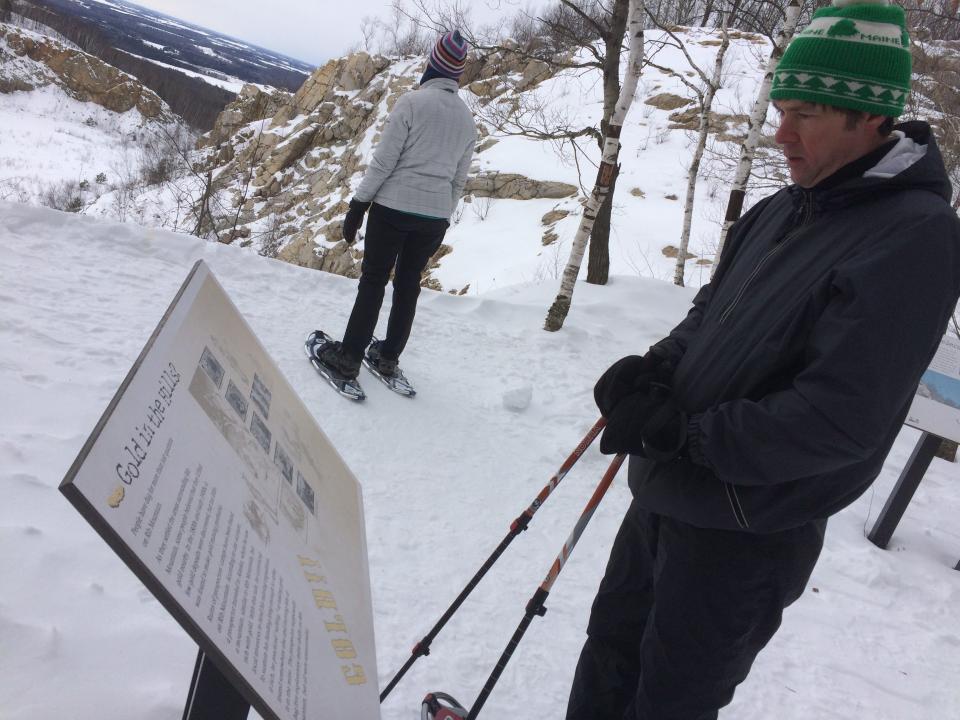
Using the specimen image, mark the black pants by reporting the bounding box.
[566,502,825,720]
[342,203,447,361]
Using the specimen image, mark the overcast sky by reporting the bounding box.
[127,0,531,66]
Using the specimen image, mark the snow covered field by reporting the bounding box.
[2,201,959,719]
[0,86,160,205]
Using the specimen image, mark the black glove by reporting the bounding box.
[594,350,672,418]
[599,382,671,455]
[342,199,371,244]
[640,394,688,462]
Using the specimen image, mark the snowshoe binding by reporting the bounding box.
[305,330,365,401]
[364,338,416,397]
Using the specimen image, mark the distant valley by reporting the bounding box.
[8,0,315,126]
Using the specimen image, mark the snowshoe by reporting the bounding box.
[363,337,416,397]
[305,330,365,401]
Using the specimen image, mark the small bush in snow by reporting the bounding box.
[42,180,85,214]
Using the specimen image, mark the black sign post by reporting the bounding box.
[868,432,958,571]
[183,650,250,720]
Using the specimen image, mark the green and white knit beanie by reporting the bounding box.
[770,0,911,117]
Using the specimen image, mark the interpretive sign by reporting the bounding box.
[60,260,380,720]
[906,333,960,444]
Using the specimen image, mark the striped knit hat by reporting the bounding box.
[770,0,912,117]
[427,30,468,80]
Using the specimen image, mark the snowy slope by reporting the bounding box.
[452,27,773,290]
[1,202,959,720]
[0,22,192,209]
[0,84,177,206]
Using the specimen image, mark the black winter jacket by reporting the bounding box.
[629,122,960,533]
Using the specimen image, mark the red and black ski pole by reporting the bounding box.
[465,452,627,720]
[380,417,608,703]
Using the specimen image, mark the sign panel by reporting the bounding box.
[60,260,380,720]
[907,332,960,444]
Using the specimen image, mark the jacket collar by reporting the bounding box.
[419,77,460,94]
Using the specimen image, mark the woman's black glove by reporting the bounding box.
[594,350,672,418]
[342,199,371,244]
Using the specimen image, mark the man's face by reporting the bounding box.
[773,100,885,188]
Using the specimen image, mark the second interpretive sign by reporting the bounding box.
[907,333,960,444]
[60,260,380,720]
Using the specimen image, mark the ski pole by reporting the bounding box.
[466,453,627,720]
[380,417,607,703]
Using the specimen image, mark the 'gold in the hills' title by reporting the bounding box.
[115,363,181,485]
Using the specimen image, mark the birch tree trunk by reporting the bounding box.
[674,15,730,287]
[544,0,645,332]
[587,165,620,284]
[713,0,800,274]
[587,0,630,286]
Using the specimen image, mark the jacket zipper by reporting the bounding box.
[715,191,813,529]
[718,191,814,325]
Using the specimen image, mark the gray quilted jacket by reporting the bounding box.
[354,77,477,219]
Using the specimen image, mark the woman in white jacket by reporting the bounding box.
[315,30,477,381]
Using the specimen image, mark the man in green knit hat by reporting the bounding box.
[768,0,912,188]
[568,2,960,718]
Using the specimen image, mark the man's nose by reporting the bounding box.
[773,119,794,145]
[774,117,795,145]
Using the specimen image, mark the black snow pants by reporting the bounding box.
[341,203,447,361]
[566,501,825,720]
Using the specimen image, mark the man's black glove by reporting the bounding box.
[594,350,672,418]
[639,394,688,462]
[599,382,671,455]
[342,199,371,244]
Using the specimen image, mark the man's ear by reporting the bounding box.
[864,113,888,133]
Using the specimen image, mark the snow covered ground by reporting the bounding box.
[0,85,159,206]
[2,201,959,719]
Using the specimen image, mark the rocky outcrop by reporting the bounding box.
[645,92,693,111]
[466,173,577,200]
[199,83,291,151]
[667,107,749,139]
[0,25,167,119]
[540,206,572,246]
[464,41,566,103]
[196,52,398,251]
[541,208,570,225]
